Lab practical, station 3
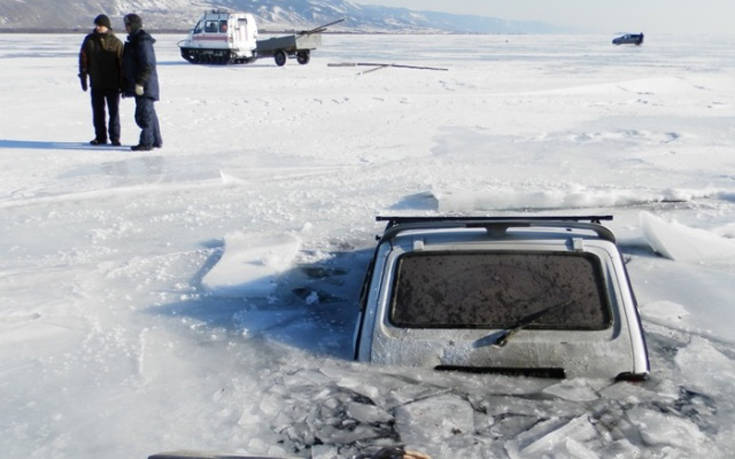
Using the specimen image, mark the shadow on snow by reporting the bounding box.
[0,139,130,151]
[147,244,374,361]
[158,60,278,68]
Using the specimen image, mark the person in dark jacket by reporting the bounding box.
[122,13,162,151]
[78,14,123,146]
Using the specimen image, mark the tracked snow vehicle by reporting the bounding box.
[178,10,341,66]
[178,11,259,64]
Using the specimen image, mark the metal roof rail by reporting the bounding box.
[376,215,616,243]
[378,215,612,226]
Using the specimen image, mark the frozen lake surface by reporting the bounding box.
[1,32,735,458]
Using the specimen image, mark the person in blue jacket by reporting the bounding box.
[122,13,162,151]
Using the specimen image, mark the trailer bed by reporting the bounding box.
[256,33,321,54]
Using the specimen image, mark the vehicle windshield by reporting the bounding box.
[389,251,611,330]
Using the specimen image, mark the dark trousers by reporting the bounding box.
[91,87,120,143]
[134,96,162,148]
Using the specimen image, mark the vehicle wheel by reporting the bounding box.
[296,50,310,65]
[274,50,287,67]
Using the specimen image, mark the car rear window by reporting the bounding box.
[389,251,611,330]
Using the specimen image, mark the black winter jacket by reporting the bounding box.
[78,30,123,90]
[122,29,159,100]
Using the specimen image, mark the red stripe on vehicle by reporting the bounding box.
[193,36,228,41]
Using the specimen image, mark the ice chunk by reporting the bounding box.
[505,416,598,458]
[479,394,584,419]
[394,393,474,445]
[345,400,393,424]
[604,439,644,458]
[311,445,341,459]
[626,407,707,451]
[335,376,381,402]
[565,438,599,458]
[640,211,735,262]
[542,378,601,402]
[599,380,673,403]
[491,414,542,439]
[283,368,332,387]
[257,393,283,419]
[388,385,452,409]
[202,231,301,297]
[675,336,735,396]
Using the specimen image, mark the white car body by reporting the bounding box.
[354,217,650,380]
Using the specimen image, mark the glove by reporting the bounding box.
[134,84,144,96]
[79,74,88,92]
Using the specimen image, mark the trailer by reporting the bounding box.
[255,33,321,66]
[177,10,341,66]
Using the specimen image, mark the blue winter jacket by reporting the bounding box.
[122,29,159,100]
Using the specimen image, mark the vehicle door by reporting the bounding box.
[235,17,256,52]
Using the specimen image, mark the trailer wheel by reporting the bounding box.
[296,50,310,65]
[274,50,287,67]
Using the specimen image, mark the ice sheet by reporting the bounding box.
[1,32,735,458]
[202,231,301,297]
[640,211,735,262]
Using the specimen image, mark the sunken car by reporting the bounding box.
[353,216,650,380]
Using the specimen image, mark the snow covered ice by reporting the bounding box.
[1,32,735,458]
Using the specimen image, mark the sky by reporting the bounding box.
[356,0,735,35]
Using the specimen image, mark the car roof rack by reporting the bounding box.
[376,215,615,243]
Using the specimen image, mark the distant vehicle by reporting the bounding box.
[353,216,650,380]
[177,10,342,65]
[612,33,644,45]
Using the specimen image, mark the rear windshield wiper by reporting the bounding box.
[493,300,573,347]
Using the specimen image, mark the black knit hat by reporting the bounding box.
[123,13,143,32]
[94,14,111,29]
